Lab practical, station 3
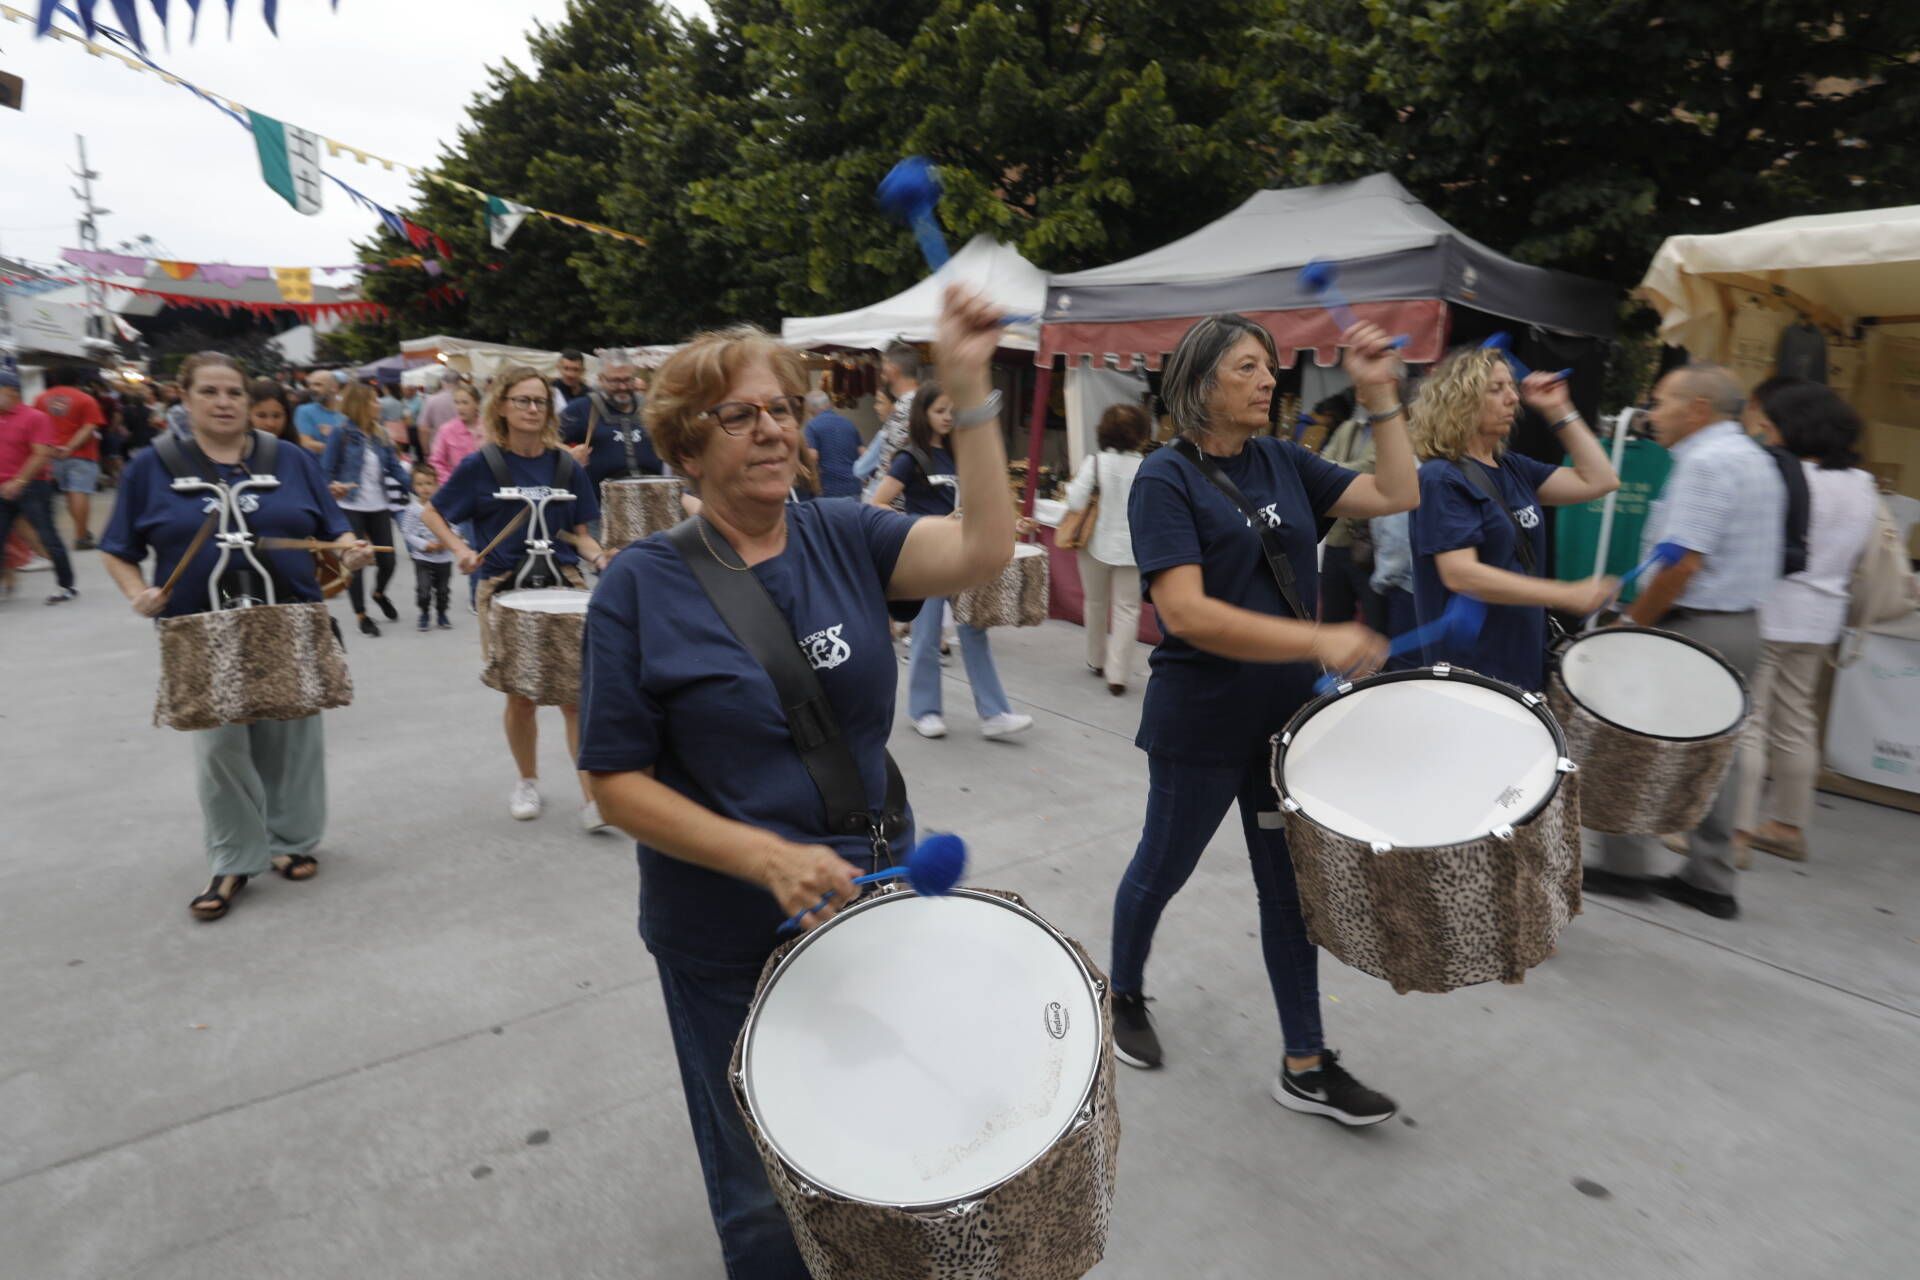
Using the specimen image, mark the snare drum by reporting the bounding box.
[1547,628,1748,835]
[600,476,684,551]
[484,587,591,706]
[734,888,1118,1280]
[154,601,353,731]
[1270,666,1582,994]
[951,542,1049,629]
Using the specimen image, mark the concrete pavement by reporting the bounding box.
[3,520,1918,1280]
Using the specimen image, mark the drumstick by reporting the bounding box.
[257,537,395,552]
[1584,540,1685,628]
[1312,595,1486,694]
[1299,260,1410,350]
[1481,332,1573,384]
[470,507,531,563]
[777,833,967,935]
[158,515,218,595]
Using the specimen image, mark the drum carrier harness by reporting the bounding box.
[480,443,581,590]
[584,392,657,478]
[154,429,286,609]
[666,516,909,869]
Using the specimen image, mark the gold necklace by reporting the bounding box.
[696,518,753,572]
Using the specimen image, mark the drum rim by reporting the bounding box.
[1550,626,1751,743]
[737,885,1106,1212]
[1270,664,1573,851]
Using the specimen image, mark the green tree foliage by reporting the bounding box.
[1260,0,1920,291]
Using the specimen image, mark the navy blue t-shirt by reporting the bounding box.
[805,411,864,499]
[101,437,350,618]
[578,499,919,977]
[1130,437,1357,764]
[559,393,662,489]
[888,444,958,516]
[432,447,601,579]
[1409,453,1558,690]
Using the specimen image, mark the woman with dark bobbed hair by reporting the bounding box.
[1064,401,1152,693]
[1734,379,1880,862]
[1106,313,1416,1125]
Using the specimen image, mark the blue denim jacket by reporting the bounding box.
[320,423,411,501]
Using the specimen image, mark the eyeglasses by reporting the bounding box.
[503,395,550,412]
[699,395,804,435]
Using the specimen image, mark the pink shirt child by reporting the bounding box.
[429,417,482,485]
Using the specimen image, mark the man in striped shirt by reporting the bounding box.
[1584,363,1784,920]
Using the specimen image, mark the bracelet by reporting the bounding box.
[1549,411,1582,431]
[951,389,1003,430]
[1365,403,1406,425]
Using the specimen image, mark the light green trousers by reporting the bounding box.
[191,713,328,877]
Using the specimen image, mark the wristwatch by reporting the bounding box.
[951,390,1003,431]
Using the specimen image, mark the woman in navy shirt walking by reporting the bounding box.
[1407,347,1618,691]
[1110,313,1417,1126]
[576,290,1018,1279]
[867,382,1032,740]
[100,352,371,921]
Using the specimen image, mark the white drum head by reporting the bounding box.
[495,588,591,614]
[741,891,1101,1208]
[1559,630,1744,739]
[605,477,679,489]
[1281,675,1562,848]
[1011,543,1044,561]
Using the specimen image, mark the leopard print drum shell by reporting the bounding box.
[1270,667,1583,995]
[952,543,1048,629]
[154,601,353,731]
[480,583,590,706]
[734,888,1118,1280]
[600,476,684,551]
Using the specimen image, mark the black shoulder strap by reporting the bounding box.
[905,443,932,480]
[481,443,511,488]
[553,446,576,489]
[251,430,280,475]
[154,429,278,482]
[1455,458,1536,575]
[153,430,199,481]
[1169,436,1310,620]
[665,516,907,854]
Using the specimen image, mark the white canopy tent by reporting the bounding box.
[781,236,1048,352]
[1637,204,1920,499]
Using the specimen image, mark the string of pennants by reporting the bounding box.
[87,277,399,320]
[58,247,447,282]
[8,4,648,248]
[28,1,332,51]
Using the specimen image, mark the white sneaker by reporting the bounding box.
[509,778,543,821]
[18,555,52,573]
[980,712,1033,740]
[913,714,948,739]
[580,800,610,833]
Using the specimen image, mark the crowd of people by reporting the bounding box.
[3,283,1903,1279]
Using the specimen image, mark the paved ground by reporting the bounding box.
[4,508,1918,1280]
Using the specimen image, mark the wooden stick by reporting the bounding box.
[257,537,395,552]
[470,507,531,563]
[158,515,218,595]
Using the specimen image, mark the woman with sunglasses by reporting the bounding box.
[419,366,610,827]
[578,294,1019,1278]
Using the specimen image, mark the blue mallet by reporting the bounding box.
[1481,331,1572,385]
[1299,259,1409,350]
[1587,540,1686,623]
[875,156,1037,325]
[776,832,968,934]
[1314,593,1487,693]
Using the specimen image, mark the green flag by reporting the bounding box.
[248,109,324,216]
[487,195,532,249]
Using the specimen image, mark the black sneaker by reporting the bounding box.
[1111,992,1162,1069]
[1273,1050,1396,1126]
[358,615,380,637]
[1582,866,1653,900]
[436,611,453,630]
[417,611,430,632]
[74,534,96,550]
[371,591,399,622]
[1653,874,1739,920]
[45,586,78,606]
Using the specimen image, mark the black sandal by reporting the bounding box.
[272,853,319,881]
[190,874,248,921]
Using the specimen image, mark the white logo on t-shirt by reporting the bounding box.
[800,623,851,671]
[202,494,260,515]
[1513,505,1541,530]
[928,475,958,493]
[1247,503,1284,531]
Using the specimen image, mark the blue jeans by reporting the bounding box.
[1110,751,1324,1058]
[907,597,1011,721]
[655,961,810,1280]
[0,480,76,590]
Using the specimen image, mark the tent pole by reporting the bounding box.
[1021,360,1054,516]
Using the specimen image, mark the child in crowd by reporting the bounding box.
[400,466,456,631]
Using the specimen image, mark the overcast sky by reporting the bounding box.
[0,2,707,273]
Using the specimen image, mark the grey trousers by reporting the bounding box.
[1587,609,1762,897]
[192,714,328,877]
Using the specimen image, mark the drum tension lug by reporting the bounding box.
[945,1199,983,1217]
[1491,823,1515,841]
[1557,757,1578,774]
[1281,797,1302,815]
[1369,840,1393,855]
[1521,691,1542,707]
[1433,663,1453,678]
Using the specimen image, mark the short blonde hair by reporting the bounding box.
[1411,346,1507,463]
[645,325,806,469]
[480,364,561,450]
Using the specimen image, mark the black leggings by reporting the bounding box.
[342,508,396,616]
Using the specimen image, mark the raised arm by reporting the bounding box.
[1326,321,1419,519]
[1523,374,1620,506]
